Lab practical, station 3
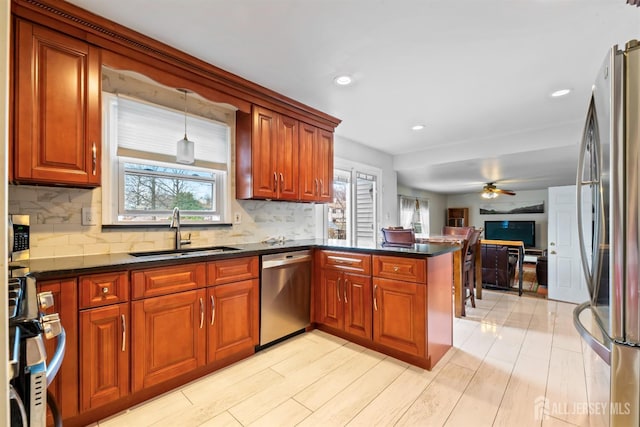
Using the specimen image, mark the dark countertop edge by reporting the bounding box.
[16,240,460,281]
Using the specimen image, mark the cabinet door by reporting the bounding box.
[252,106,278,199]
[317,269,344,329]
[38,279,79,421]
[343,273,372,339]
[207,279,259,363]
[299,122,318,201]
[80,303,129,411]
[372,278,426,357]
[276,115,299,200]
[299,124,334,202]
[316,129,334,202]
[132,289,206,392]
[14,20,101,186]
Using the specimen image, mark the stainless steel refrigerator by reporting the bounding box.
[575,40,640,426]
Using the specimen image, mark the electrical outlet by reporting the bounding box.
[234,212,242,224]
[82,207,97,226]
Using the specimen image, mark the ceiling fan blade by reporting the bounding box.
[494,188,516,196]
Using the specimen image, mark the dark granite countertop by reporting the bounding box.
[11,238,460,280]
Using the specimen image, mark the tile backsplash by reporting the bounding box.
[9,185,319,259]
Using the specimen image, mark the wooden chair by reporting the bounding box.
[463,228,482,307]
[381,227,415,246]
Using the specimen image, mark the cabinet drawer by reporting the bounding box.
[131,263,206,299]
[319,250,371,274]
[207,257,259,286]
[373,255,426,284]
[79,272,129,309]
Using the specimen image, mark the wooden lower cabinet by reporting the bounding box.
[372,277,426,357]
[38,278,79,423]
[207,279,259,363]
[79,303,129,411]
[318,269,372,339]
[131,289,206,392]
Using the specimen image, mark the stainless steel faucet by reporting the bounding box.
[170,207,191,250]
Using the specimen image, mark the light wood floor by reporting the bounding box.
[95,290,610,427]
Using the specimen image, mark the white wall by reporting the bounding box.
[397,184,447,235]
[447,189,549,248]
[334,135,398,228]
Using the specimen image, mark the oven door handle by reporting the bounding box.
[9,384,28,427]
[46,327,66,386]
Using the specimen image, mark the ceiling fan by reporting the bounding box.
[481,182,516,199]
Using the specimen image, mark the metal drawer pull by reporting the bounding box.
[102,287,109,294]
[337,278,341,302]
[393,266,399,272]
[344,279,348,303]
[328,256,356,265]
[199,298,204,329]
[210,295,215,325]
[373,284,378,311]
[121,314,126,352]
[92,142,97,175]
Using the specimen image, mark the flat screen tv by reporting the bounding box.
[484,220,536,248]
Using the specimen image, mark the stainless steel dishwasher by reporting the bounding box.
[260,250,311,347]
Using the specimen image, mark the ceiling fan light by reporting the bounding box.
[482,191,498,199]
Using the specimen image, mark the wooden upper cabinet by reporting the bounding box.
[237,105,332,202]
[237,105,299,200]
[13,19,101,187]
[277,114,299,200]
[316,129,334,202]
[299,123,334,202]
[251,107,279,199]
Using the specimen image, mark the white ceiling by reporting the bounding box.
[68,0,640,194]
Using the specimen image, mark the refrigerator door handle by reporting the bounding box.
[573,302,611,365]
[576,99,598,297]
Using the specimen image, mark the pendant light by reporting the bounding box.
[176,89,195,164]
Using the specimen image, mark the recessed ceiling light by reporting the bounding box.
[334,75,353,86]
[411,124,425,131]
[551,89,571,98]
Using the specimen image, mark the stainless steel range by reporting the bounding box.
[8,274,65,427]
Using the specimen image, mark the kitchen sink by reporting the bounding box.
[129,246,241,258]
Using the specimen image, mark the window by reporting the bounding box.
[102,93,231,224]
[328,163,380,247]
[399,196,430,237]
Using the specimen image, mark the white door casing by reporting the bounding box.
[548,185,589,303]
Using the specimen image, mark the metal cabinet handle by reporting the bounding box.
[373,284,378,311]
[92,142,97,175]
[199,297,204,329]
[280,173,284,190]
[337,277,341,302]
[210,295,215,325]
[319,179,323,195]
[121,314,126,352]
[273,172,278,192]
[314,178,319,195]
[550,250,557,255]
[344,279,348,303]
[393,266,399,272]
[102,287,109,294]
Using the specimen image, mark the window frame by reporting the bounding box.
[101,92,232,226]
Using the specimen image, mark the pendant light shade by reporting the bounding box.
[176,89,195,164]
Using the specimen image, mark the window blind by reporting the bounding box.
[114,95,229,168]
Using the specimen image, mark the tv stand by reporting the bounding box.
[523,247,546,263]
